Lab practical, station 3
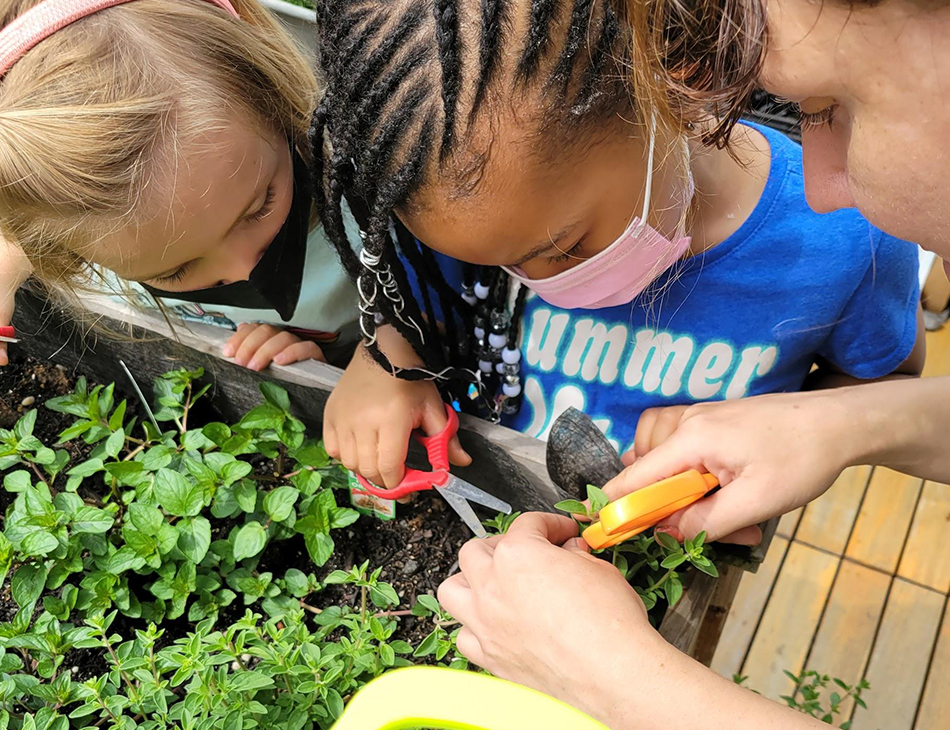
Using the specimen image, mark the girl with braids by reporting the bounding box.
[315,0,924,492]
[0,0,359,371]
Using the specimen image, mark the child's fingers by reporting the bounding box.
[633,408,660,458]
[0,342,7,366]
[273,340,326,366]
[377,424,410,489]
[222,323,256,358]
[337,430,359,475]
[418,394,450,436]
[648,406,688,452]
[323,421,340,460]
[356,427,383,486]
[448,436,472,467]
[246,331,300,371]
[231,324,280,366]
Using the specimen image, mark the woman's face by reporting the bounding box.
[763,0,950,258]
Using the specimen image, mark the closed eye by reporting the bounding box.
[244,183,276,223]
[548,236,586,264]
[153,260,194,286]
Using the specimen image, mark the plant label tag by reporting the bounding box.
[347,470,396,521]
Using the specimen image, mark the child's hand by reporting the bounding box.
[0,238,33,367]
[622,406,690,465]
[222,323,325,371]
[324,342,472,489]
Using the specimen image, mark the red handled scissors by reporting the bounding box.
[0,326,17,344]
[354,404,512,538]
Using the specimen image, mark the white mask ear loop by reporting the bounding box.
[634,112,658,236]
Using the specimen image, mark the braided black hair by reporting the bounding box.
[312,0,632,414]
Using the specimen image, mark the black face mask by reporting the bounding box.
[143,148,311,322]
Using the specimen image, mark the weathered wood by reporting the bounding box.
[855,579,944,730]
[846,467,923,574]
[803,559,890,718]
[13,289,565,513]
[796,466,873,555]
[916,603,950,730]
[898,480,950,593]
[546,407,625,500]
[690,565,743,667]
[741,541,839,701]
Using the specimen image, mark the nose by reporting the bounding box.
[800,125,857,214]
[214,243,263,285]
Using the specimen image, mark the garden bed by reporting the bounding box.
[0,289,777,729]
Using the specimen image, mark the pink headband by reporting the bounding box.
[0,0,240,78]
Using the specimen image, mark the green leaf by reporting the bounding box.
[178,516,212,564]
[691,556,719,578]
[20,531,59,556]
[105,547,146,574]
[660,553,688,570]
[202,422,232,446]
[238,404,284,432]
[229,672,275,692]
[221,460,253,487]
[70,506,114,534]
[154,468,204,517]
[330,507,360,529]
[11,563,47,607]
[304,531,334,567]
[416,594,441,615]
[413,629,440,658]
[108,400,128,431]
[102,429,125,459]
[142,445,173,472]
[128,503,163,535]
[655,531,682,552]
[55,420,94,444]
[103,461,144,483]
[370,582,399,608]
[263,486,299,522]
[380,643,395,667]
[14,410,37,439]
[233,522,268,561]
[67,459,103,478]
[665,575,684,606]
[554,499,588,517]
[3,470,31,493]
[259,382,291,413]
[233,480,258,513]
[283,569,310,598]
[586,484,609,514]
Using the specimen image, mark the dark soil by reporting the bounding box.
[1,354,471,679]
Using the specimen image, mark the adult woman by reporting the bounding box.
[438,1,950,727]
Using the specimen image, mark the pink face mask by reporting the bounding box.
[503,132,693,310]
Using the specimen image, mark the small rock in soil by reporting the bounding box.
[401,559,420,576]
[20,395,35,407]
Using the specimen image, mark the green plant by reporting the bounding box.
[0,367,468,730]
[734,671,869,728]
[481,512,521,535]
[556,485,718,611]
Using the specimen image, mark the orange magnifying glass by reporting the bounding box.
[582,470,718,550]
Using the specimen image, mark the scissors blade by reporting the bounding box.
[436,486,488,538]
[440,475,512,515]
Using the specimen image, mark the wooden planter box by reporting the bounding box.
[12,289,775,664]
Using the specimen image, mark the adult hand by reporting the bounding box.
[438,512,824,730]
[605,389,858,545]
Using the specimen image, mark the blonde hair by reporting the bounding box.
[0,0,317,290]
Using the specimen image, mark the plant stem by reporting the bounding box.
[299,601,322,615]
[28,461,53,492]
[123,443,146,462]
[373,610,414,619]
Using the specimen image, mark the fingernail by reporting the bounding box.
[655,526,684,542]
[247,360,262,372]
[222,345,234,357]
[273,353,287,365]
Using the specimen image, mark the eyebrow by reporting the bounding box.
[509,221,580,267]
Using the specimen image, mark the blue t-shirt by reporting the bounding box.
[405,123,920,454]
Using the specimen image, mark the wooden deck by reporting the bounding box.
[710,323,950,729]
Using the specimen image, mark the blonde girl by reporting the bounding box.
[0,0,358,369]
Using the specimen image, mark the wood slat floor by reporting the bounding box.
[711,323,950,730]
